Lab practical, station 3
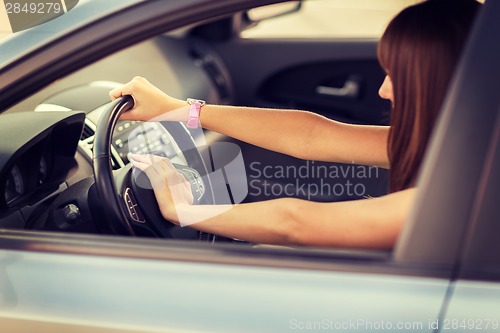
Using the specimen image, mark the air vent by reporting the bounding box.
[80,124,95,140]
[78,119,125,170]
[79,137,122,170]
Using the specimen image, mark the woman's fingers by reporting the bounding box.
[128,153,156,164]
[130,153,175,169]
[129,154,196,221]
[130,154,185,187]
[109,76,188,122]
[130,160,150,172]
[109,77,147,119]
[109,88,121,101]
[109,80,135,101]
[109,84,137,120]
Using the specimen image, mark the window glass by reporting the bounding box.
[242,0,421,39]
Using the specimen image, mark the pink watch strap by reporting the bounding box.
[186,100,202,128]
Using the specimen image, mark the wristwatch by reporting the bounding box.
[186,98,206,129]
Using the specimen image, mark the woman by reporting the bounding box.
[110,0,479,249]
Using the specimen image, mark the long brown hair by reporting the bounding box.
[378,0,479,192]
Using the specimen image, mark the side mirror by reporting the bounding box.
[246,1,302,23]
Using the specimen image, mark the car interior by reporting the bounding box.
[0,1,400,245]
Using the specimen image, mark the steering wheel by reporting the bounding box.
[92,95,215,240]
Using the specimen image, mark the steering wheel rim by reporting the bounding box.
[93,95,136,235]
[92,95,217,241]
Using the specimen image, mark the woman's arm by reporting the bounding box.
[111,77,390,168]
[177,188,414,250]
[130,154,414,250]
[200,105,390,168]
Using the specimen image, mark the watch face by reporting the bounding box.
[187,98,206,106]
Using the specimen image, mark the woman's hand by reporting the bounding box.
[109,76,188,122]
[128,153,194,224]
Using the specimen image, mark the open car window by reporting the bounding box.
[2,0,395,248]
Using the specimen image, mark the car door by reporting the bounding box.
[0,232,450,333]
[441,97,500,332]
[440,149,500,332]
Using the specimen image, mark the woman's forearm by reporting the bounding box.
[173,199,296,245]
[201,105,316,158]
[200,104,390,168]
[172,188,414,249]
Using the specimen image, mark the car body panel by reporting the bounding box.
[443,281,500,332]
[0,247,448,332]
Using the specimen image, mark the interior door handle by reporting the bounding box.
[316,78,360,98]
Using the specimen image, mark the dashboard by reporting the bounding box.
[0,106,197,232]
[4,149,50,205]
[0,111,84,221]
